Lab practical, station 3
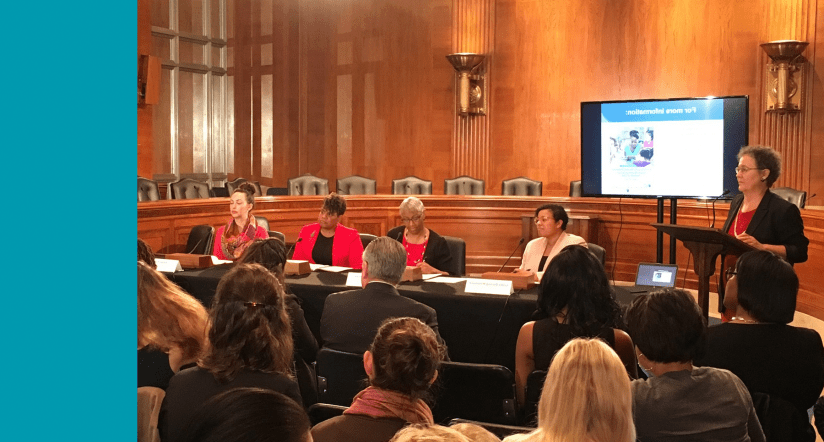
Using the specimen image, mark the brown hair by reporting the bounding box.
[226,182,258,237]
[138,238,156,268]
[738,145,781,187]
[322,192,347,216]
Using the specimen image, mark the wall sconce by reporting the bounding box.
[760,40,808,114]
[446,53,486,116]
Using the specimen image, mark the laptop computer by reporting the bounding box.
[627,262,679,293]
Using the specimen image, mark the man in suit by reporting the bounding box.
[320,236,446,354]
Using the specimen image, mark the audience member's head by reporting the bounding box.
[179,388,310,442]
[237,237,288,282]
[137,261,208,363]
[389,424,470,442]
[537,244,622,333]
[449,422,501,442]
[367,317,445,401]
[201,263,294,382]
[536,338,635,442]
[733,250,798,324]
[138,238,156,268]
[362,236,408,285]
[626,289,706,364]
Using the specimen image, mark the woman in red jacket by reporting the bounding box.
[292,193,364,269]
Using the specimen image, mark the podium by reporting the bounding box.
[651,223,753,319]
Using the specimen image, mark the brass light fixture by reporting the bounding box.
[446,53,486,116]
[760,40,808,114]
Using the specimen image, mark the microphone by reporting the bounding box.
[710,189,731,228]
[287,237,303,259]
[395,229,403,242]
[496,237,525,273]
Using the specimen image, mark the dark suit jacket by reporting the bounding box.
[721,189,808,264]
[387,226,455,275]
[320,281,445,354]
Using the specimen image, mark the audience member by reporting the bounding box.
[517,204,587,281]
[320,237,445,353]
[212,182,268,260]
[312,317,446,442]
[450,422,502,442]
[389,424,471,442]
[514,245,636,407]
[138,238,156,268]
[159,263,302,442]
[293,192,364,269]
[387,196,454,275]
[696,250,823,440]
[178,388,311,442]
[626,289,765,441]
[504,338,635,442]
[138,261,208,390]
[237,238,320,406]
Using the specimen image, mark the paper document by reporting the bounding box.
[345,272,362,287]
[317,266,352,273]
[427,276,468,284]
[211,256,233,265]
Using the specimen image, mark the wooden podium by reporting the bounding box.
[651,223,753,318]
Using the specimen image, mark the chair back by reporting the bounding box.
[287,174,330,196]
[569,180,582,197]
[522,370,547,426]
[444,176,485,195]
[751,391,816,442]
[587,242,606,267]
[307,403,348,426]
[431,361,518,425]
[210,187,229,197]
[392,176,433,195]
[186,225,215,255]
[138,177,161,202]
[447,419,534,439]
[360,233,378,249]
[138,387,165,442]
[254,216,270,232]
[170,178,211,199]
[315,347,368,406]
[269,230,286,243]
[225,178,263,196]
[337,175,377,195]
[771,187,807,209]
[442,236,466,276]
[501,177,542,196]
[266,187,288,196]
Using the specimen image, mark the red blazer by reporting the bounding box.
[292,222,364,269]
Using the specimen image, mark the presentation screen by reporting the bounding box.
[580,96,748,199]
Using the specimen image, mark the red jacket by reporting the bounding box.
[292,222,364,269]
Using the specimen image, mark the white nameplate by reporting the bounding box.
[345,272,362,287]
[211,256,233,265]
[464,278,514,295]
[155,258,183,273]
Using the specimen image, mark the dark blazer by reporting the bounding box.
[386,226,454,275]
[320,281,445,354]
[721,189,808,264]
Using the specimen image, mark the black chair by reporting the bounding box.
[587,242,606,267]
[771,186,807,209]
[448,418,534,439]
[269,230,286,243]
[170,178,211,199]
[186,225,215,255]
[431,361,518,425]
[337,175,377,195]
[225,178,263,196]
[266,187,289,196]
[254,216,270,231]
[359,233,377,250]
[751,391,816,442]
[501,177,542,196]
[444,176,485,195]
[287,174,329,196]
[522,370,547,427]
[210,187,229,197]
[307,403,348,426]
[442,236,466,276]
[392,176,433,195]
[138,177,160,202]
[569,180,582,197]
[315,348,367,407]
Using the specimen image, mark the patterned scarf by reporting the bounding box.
[343,386,433,424]
[220,217,258,259]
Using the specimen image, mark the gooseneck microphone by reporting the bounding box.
[497,237,525,273]
[287,237,303,259]
[710,189,731,228]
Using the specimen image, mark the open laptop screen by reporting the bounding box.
[635,262,678,288]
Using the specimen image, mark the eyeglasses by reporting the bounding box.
[725,267,737,279]
[401,214,423,223]
[734,166,764,174]
[534,216,555,225]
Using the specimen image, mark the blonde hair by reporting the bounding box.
[137,261,209,361]
[390,424,470,442]
[535,338,634,442]
[450,423,501,442]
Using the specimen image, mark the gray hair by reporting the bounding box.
[399,196,425,215]
[362,237,407,284]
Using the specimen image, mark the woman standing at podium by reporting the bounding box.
[212,182,268,260]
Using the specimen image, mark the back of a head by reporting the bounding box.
[237,238,287,278]
[138,238,156,268]
[537,338,635,442]
[735,250,798,323]
[390,424,470,442]
[369,317,444,400]
[449,423,501,442]
[202,263,294,382]
[363,236,408,284]
[179,388,310,442]
[625,289,706,363]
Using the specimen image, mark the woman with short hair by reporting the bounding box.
[292,192,364,269]
[517,204,587,281]
[387,196,454,275]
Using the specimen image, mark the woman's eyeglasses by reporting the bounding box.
[402,215,423,223]
[734,166,764,174]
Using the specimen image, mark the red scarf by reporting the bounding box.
[220,217,258,259]
[343,386,433,424]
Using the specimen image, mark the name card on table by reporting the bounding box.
[155,258,183,273]
[345,272,362,287]
[464,278,514,296]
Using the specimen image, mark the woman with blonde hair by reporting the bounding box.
[137,261,209,390]
[504,338,635,442]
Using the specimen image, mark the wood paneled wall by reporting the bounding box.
[138,0,824,199]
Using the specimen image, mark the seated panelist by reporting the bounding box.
[292,193,364,269]
[212,182,268,260]
[518,204,587,281]
[387,196,454,275]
